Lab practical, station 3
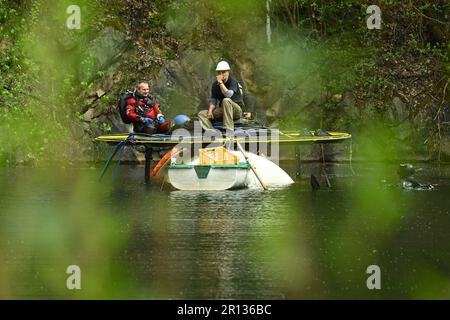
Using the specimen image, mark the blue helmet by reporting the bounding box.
[173,114,191,126]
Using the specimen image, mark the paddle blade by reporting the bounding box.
[324,173,332,188]
[310,174,320,191]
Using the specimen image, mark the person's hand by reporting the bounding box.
[216,74,224,83]
[207,110,214,120]
[141,117,153,125]
[157,116,165,123]
[243,112,252,119]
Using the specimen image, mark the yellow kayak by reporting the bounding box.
[95,130,352,146]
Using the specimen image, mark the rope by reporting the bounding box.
[98,140,126,181]
[112,140,128,182]
[320,143,331,188]
[98,134,134,182]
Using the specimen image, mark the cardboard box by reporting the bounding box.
[199,147,239,165]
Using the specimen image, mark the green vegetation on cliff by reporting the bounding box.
[0,0,448,164]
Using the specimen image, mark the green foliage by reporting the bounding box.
[166,0,264,45]
[148,11,163,29]
[165,49,177,60]
[101,122,112,133]
[0,0,105,166]
[271,0,366,37]
[1,0,448,163]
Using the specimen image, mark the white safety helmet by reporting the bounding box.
[216,60,231,71]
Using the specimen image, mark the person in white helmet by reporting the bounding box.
[198,61,249,131]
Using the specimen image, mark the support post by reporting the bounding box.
[144,146,153,183]
[295,145,301,178]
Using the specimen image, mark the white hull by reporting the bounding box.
[240,152,294,188]
[168,164,250,190]
[166,152,294,191]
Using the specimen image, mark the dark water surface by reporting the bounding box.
[1,162,449,299]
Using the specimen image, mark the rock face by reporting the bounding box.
[148,49,268,125]
[152,49,214,118]
[441,136,450,161]
[388,96,409,123]
[80,27,129,81]
[75,21,446,163]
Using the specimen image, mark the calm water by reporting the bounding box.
[0,162,449,299]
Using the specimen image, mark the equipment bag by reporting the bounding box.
[118,90,136,124]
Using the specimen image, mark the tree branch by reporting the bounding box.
[413,6,447,25]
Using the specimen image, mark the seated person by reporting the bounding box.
[198,61,250,131]
[126,81,168,134]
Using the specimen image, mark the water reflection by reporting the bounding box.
[0,163,449,299]
[166,190,292,299]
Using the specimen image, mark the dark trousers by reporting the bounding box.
[134,123,157,134]
[134,122,170,134]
